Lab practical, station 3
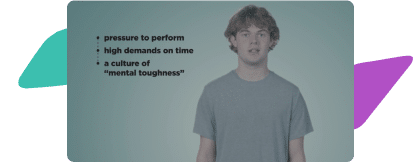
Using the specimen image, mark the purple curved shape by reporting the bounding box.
[354,56,413,129]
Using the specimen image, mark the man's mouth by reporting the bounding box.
[249,49,260,53]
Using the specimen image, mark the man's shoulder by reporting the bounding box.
[268,71,300,92]
[201,70,301,94]
[204,70,235,90]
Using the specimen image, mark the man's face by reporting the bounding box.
[231,24,274,65]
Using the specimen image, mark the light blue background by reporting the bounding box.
[68,1,353,162]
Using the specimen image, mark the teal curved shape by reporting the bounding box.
[19,29,67,88]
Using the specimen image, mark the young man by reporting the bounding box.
[193,5,313,162]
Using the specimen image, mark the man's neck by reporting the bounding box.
[235,60,270,82]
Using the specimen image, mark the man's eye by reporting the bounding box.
[243,34,249,37]
[259,34,265,37]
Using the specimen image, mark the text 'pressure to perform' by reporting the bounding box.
[103,35,184,42]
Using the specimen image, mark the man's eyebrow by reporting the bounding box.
[237,29,269,33]
[238,29,250,33]
[257,29,269,33]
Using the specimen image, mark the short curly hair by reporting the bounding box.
[224,5,280,53]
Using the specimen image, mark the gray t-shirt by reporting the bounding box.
[193,70,313,162]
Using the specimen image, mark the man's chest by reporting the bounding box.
[212,87,293,127]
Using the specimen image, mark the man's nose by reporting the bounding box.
[250,35,258,44]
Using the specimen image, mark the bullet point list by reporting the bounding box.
[97,36,99,65]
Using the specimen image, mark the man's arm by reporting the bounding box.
[289,136,306,162]
[196,135,216,162]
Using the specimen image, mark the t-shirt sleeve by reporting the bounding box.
[289,89,314,141]
[193,86,216,141]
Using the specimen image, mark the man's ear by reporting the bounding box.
[229,35,237,48]
[269,38,278,50]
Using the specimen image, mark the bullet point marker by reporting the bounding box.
[97,49,99,52]
[97,62,99,65]
[97,36,99,39]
